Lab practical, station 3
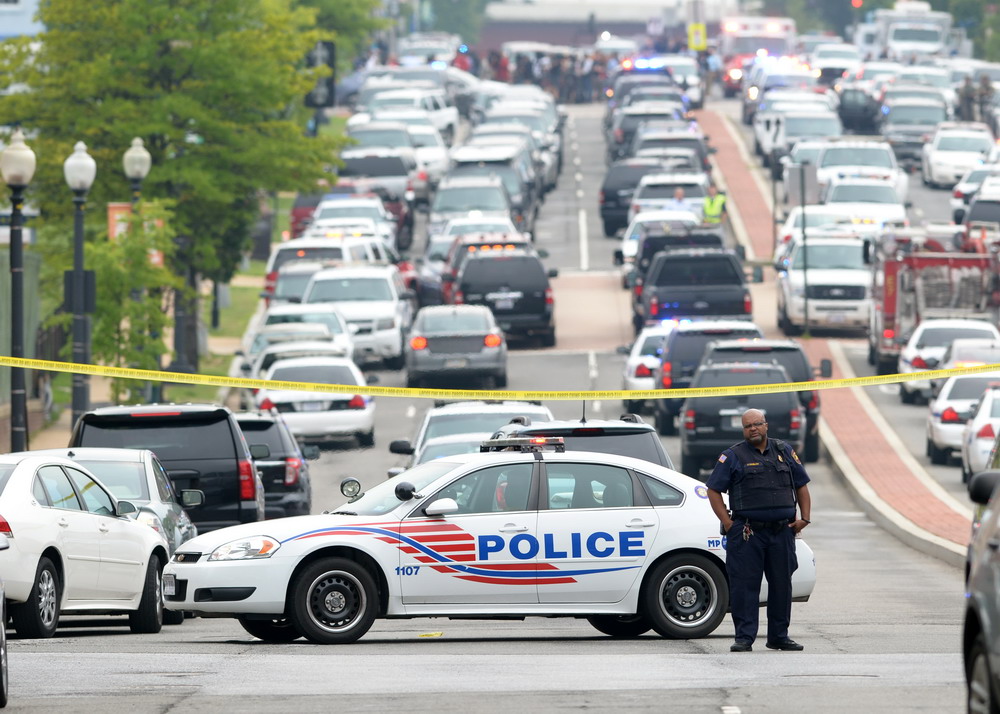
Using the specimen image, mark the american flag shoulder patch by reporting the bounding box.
[718,453,727,463]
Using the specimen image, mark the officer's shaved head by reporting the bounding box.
[741,409,768,446]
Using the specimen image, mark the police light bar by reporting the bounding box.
[480,436,566,453]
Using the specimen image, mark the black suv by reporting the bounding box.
[489,414,674,469]
[600,158,675,236]
[651,321,764,436]
[678,362,807,478]
[70,404,265,532]
[235,411,321,518]
[700,339,832,462]
[449,251,558,346]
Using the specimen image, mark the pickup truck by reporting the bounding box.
[632,247,752,333]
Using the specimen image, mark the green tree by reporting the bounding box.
[0,0,344,369]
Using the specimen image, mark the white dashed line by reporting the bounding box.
[576,188,584,199]
[405,405,416,418]
[575,172,583,182]
[721,707,742,714]
[574,157,582,166]
[578,208,589,270]
[588,350,598,380]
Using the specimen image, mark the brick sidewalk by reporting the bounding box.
[700,108,970,549]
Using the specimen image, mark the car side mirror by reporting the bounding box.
[180,489,205,508]
[301,444,321,460]
[249,444,271,460]
[537,248,549,258]
[969,469,1000,504]
[818,358,833,379]
[240,363,252,373]
[615,344,631,355]
[547,268,559,278]
[395,481,417,501]
[235,349,245,357]
[423,497,459,516]
[400,290,417,301]
[390,439,414,455]
[904,201,913,209]
[708,147,718,154]
[116,500,137,517]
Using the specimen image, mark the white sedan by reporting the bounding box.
[922,129,995,189]
[0,454,169,638]
[926,372,1000,465]
[163,441,816,644]
[620,324,674,412]
[898,319,1000,403]
[961,385,1000,483]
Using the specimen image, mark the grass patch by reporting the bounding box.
[203,285,261,338]
[241,258,268,279]
[319,114,348,141]
[272,193,295,243]
[162,352,231,404]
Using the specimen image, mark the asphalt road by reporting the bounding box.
[4,101,971,713]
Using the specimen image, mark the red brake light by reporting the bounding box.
[347,395,366,409]
[978,423,996,440]
[882,328,895,340]
[614,128,624,143]
[650,296,659,317]
[284,457,303,486]
[661,363,672,389]
[743,292,752,315]
[545,287,553,305]
[683,409,696,430]
[484,333,503,348]
[259,397,275,410]
[954,189,964,199]
[635,363,652,378]
[633,282,643,300]
[454,290,464,304]
[807,391,818,410]
[417,170,428,181]
[0,514,12,538]
[941,407,962,423]
[790,408,802,430]
[410,336,428,350]
[912,356,928,369]
[598,190,606,204]
[265,271,277,293]
[238,459,256,500]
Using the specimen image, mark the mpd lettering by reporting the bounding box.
[478,532,646,560]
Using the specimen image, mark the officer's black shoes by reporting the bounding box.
[765,638,804,651]
[730,640,753,652]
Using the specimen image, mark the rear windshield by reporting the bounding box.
[418,310,491,332]
[461,256,546,289]
[919,326,997,347]
[275,273,314,300]
[349,129,411,148]
[603,164,665,190]
[316,205,382,221]
[450,166,522,198]
[418,439,483,463]
[426,409,551,440]
[549,430,667,466]
[340,157,408,178]
[269,364,358,385]
[693,368,788,387]
[946,377,997,400]
[638,334,665,356]
[433,186,508,212]
[273,247,343,272]
[638,183,706,199]
[637,137,704,155]
[820,147,893,168]
[237,421,292,456]
[670,330,762,363]
[78,415,236,462]
[968,199,1000,225]
[306,277,394,303]
[651,256,742,286]
[706,348,808,381]
[265,311,345,335]
[72,460,150,501]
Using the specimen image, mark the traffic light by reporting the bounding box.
[851,0,863,8]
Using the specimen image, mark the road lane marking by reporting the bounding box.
[574,157,581,166]
[575,172,583,182]
[588,350,598,381]
[406,405,416,418]
[578,208,589,270]
[576,189,584,199]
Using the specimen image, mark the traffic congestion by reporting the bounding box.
[3,1,1000,711]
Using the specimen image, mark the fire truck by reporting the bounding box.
[718,16,797,98]
[866,226,1000,374]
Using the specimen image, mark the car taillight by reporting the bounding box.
[259,397,275,410]
[781,233,792,244]
[406,179,414,192]
[807,391,818,410]
[252,387,259,395]
[0,514,12,538]
[284,457,303,486]
[454,290,464,304]
[882,328,894,341]
[633,282,643,300]
[545,287,553,305]
[614,128,624,143]
[912,356,928,369]
[631,203,640,215]
[484,333,503,347]
[683,409,696,430]
[743,292,752,314]
[348,395,366,409]
[410,336,428,350]
[978,423,996,440]
[598,190,606,204]
[238,459,256,500]
[417,170,428,181]
[954,189,964,199]
[264,271,277,294]
[650,296,659,317]
[661,363,672,389]
[635,363,652,378]
[941,407,962,423]
[790,408,802,430]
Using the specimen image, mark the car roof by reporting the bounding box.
[82,404,229,417]
[258,322,331,334]
[31,447,150,462]
[311,265,395,279]
[419,431,495,447]
[640,172,710,184]
[427,400,550,415]
[267,356,357,369]
[496,417,655,433]
[451,144,522,161]
[349,121,410,131]
[706,338,805,352]
[439,175,505,189]
[674,320,762,333]
[265,303,343,316]
[257,340,346,355]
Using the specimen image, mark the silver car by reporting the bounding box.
[405,305,508,388]
[619,324,674,413]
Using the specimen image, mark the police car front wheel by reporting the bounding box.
[288,558,378,644]
[642,554,729,639]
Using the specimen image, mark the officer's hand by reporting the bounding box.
[789,519,808,535]
[722,519,734,533]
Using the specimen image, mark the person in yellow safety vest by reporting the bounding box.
[703,185,727,224]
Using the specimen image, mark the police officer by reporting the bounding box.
[706,408,811,653]
[703,185,727,224]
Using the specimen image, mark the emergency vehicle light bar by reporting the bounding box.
[480,437,566,453]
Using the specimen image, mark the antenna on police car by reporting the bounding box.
[580,400,587,424]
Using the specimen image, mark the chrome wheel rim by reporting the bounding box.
[154,568,163,622]
[37,568,57,629]
[305,570,366,633]
[657,564,718,629]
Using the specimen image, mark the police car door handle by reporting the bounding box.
[626,519,655,528]
[499,524,528,533]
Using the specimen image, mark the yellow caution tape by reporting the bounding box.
[2,355,1000,401]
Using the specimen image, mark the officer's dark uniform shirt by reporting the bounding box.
[706,437,810,522]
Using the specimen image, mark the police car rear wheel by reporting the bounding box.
[586,614,651,638]
[238,616,302,642]
[643,555,728,639]
[289,558,377,644]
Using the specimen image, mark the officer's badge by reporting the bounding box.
[777,454,783,462]
[791,450,801,464]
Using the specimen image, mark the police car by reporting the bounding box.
[162,438,816,644]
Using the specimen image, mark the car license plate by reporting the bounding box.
[299,402,325,412]
[495,298,514,310]
[163,573,176,596]
[827,313,846,323]
[445,359,468,368]
[730,416,744,429]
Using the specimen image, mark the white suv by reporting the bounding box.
[776,236,870,334]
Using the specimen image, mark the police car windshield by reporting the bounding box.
[417,439,483,463]
[265,312,346,335]
[638,183,706,199]
[433,187,508,212]
[305,277,394,303]
[938,136,992,153]
[784,116,842,138]
[827,184,899,204]
[918,327,998,347]
[886,105,947,125]
[345,462,458,515]
[819,147,893,168]
[316,205,381,221]
[946,376,999,400]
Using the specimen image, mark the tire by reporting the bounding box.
[962,456,973,485]
[496,373,508,388]
[288,557,378,644]
[384,352,405,371]
[967,632,1000,714]
[405,375,421,389]
[1,594,7,708]
[724,87,736,99]
[642,554,729,639]
[129,556,163,634]
[623,399,642,414]
[867,342,876,366]
[587,614,651,638]
[655,410,677,436]
[163,608,185,626]
[876,357,896,376]
[680,452,699,477]
[753,138,762,156]
[602,220,615,237]
[238,616,302,642]
[10,557,60,639]
[357,430,375,448]
[928,439,948,465]
[804,429,820,463]
[900,385,916,404]
[541,330,556,348]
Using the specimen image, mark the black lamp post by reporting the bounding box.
[123,137,157,400]
[1,128,36,452]
[64,141,97,429]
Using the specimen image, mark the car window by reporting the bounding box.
[237,421,287,458]
[272,246,344,272]
[918,327,997,347]
[151,459,175,502]
[460,256,546,290]
[418,310,490,332]
[652,256,742,286]
[64,467,116,516]
[78,415,238,461]
[37,465,84,511]
[670,330,762,363]
[31,476,50,505]
[306,277,394,302]
[946,377,997,400]
[544,463,634,510]
[639,474,684,506]
[268,364,358,385]
[425,409,551,441]
[432,463,534,514]
[265,311,345,335]
[694,368,788,387]
[73,460,150,501]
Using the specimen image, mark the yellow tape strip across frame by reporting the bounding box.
[3,355,1000,402]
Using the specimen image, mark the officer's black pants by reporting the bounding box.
[726,520,798,644]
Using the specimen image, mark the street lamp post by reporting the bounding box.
[1,128,36,452]
[122,137,157,400]
[64,141,97,429]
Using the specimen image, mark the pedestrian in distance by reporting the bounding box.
[960,76,976,122]
[978,75,994,125]
[705,49,722,102]
[665,186,688,211]
[705,409,812,653]
[703,184,727,224]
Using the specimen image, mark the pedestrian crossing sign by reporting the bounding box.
[688,23,707,51]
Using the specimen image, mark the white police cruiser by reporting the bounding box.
[162,438,816,644]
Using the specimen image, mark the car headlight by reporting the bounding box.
[208,536,281,561]
[792,285,806,298]
[376,317,396,330]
